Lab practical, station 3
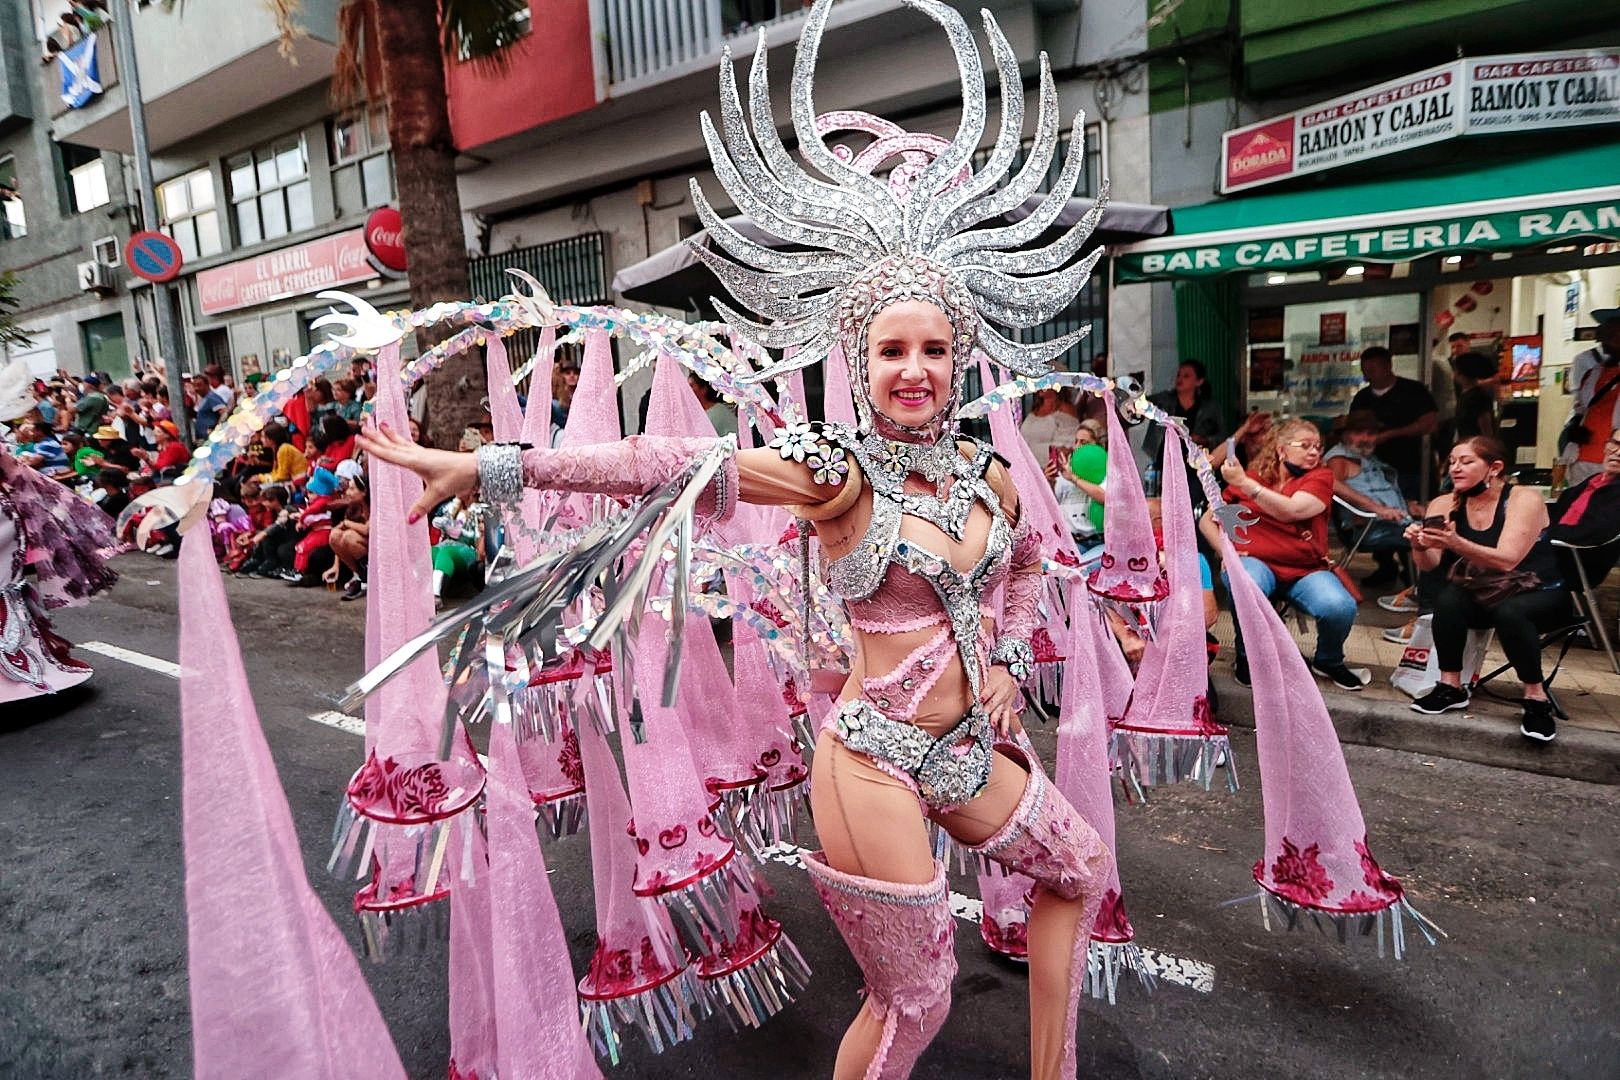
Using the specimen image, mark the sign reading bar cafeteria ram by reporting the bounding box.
[197,228,375,316]
[1220,49,1620,194]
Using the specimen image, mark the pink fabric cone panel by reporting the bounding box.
[678,610,762,793]
[976,867,1034,958]
[364,341,445,760]
[727,611,808,794]
[484,336,523,443]
[645,352,717,439]
[622,616,739,896]
[448,819,498,1080]
[822,344,856,426]
[1117,426,1220,738]
[486,719,603,1079]
[979,355,1078,564]
[577,704,685,998]
[1089,398,1167,605]
[517,717,585,802]
[1053,581,1132,942]
[1219,532,1404,914]
[521,326,558,448]
[559,330,621,450]
[178,529,405,1080]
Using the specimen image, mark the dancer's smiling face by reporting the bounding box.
[867,301,955,429]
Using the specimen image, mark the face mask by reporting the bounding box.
[1284,461,1310,479]
[1457,477,1491,498]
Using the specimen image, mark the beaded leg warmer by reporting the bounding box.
[804,854,956,1080]
[970,759,1112,1079]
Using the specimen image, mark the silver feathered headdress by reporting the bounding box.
[689,0,1107,429]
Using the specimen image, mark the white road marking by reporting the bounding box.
[77,641,181,680]
[78,640,366,736]
[759,842,1215,994]
[308,710,366,737]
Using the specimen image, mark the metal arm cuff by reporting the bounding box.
[475,442,524,510]
[988,636,1035,684]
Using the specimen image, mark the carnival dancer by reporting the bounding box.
[359,4,1114,1075]
[0,367,119,702]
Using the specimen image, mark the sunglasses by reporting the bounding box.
[1283,439,1323,451]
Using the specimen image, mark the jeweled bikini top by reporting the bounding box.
[819,423,1013,702]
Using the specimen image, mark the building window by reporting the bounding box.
[467,232,609,365]
[330,105,394,209]
[227,134,313,246]
[61,143,109,214]
[197,327,230,371]
[0,156,24,239]
[970,125,1104,202]
[158,168,223,260]
[92,235,119,265]
[453,4,531,61]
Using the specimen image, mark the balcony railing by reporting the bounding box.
[604,0,809,87]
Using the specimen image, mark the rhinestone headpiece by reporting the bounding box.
[689,0,1108,436]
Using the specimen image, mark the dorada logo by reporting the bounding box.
[1230,130,1291,177]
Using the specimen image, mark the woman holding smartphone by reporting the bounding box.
[1405,436,1567,742]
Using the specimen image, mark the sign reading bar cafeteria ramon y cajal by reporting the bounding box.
[1222,63,1461,194]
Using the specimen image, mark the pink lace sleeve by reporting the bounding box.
[999,514,1043,644]
[518,435,737,522]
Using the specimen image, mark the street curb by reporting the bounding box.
[1213,676,1620,786]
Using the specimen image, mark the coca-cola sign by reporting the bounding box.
[197,228,375,316]
[364,206,408,273]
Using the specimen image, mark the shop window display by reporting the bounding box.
[1245,294,1422,423]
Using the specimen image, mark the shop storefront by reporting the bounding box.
[177,225,410,381]
[1116,140,1620,484]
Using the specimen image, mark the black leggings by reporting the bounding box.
[1432,584,1571,686]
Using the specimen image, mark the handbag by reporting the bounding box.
[1445,558,1540,606]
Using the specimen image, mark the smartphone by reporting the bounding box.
[1422,515,1447,530]
[1049,446,1063,468]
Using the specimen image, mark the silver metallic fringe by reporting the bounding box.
[1091,593,1165,643]
[1110,730,1239,801]
[710,779,767,857]
[1085,939,1157,1004]
[698,927,813,1032]
[355,891,450,962]
[930,821,993,876]
[580,967,709,1066]
[754,780,808,848]
[1248,889,1446,961]
[533,789,587,839]
[645,855,757,958]
[326,800,456,890]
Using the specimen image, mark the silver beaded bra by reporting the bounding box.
[820,423,1012,704]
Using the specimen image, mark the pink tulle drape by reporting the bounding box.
[1089,397,1167,608]
[822,344,857,426]
[178,529,405,1079]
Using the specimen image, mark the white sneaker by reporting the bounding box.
[1383,621,1416,645]
[1378,589,1419,614]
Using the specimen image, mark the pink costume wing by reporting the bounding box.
[178,528,405,1080]
[521,325,558,449]
[485,336,523,442]
[486,719,604,1079]
[1088,396,1168,630]
[1219,530,1439,954]
[1053,578,1154,998]
[448,819,498,1080]
[1113,425,1236,794]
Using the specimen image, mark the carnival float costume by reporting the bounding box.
[0,366,119,703]
[148,2,1438,1076]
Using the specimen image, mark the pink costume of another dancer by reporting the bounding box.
[0,443,118,702]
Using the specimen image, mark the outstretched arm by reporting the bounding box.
[356,422,861,524]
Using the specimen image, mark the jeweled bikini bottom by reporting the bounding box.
[828,698,994,811]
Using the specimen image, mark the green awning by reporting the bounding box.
[1115,142,1620,282]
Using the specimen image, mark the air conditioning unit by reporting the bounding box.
[77,260,117,295]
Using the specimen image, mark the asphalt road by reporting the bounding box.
[2,553,1617,1079]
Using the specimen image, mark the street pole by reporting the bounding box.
[109,0,190,445]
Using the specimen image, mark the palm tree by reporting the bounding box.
[0,271,31,349]
[273,0,528,446]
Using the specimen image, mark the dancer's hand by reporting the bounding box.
[356,422,479,524]
[981,666,1023,738]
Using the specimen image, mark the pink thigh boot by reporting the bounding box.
[804,854,956,1079]
[969,759,1112,1079]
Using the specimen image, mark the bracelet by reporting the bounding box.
[475,442,524,510]
[988,637,1034,684]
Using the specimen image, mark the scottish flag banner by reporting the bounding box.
[60,33,102,110]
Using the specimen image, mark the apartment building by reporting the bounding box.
[30,0,408,383]
[0,2,137,377]
[445,0,1169,422]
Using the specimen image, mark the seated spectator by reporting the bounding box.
[62,430,102,478]
[90,425,139,473]
[1049,425,1105,548]
[1144,359,1224,462]
[1548,428,1620,559]
[430,495,484,600]
[1406,436,1567,743]
[286,468,344,586]
[260,422,308,484]
[304,378,338,429]
[134,419,189,477]
[16,422,68,475]
[222,479,268,572]
[332,377,364,428]
[93,468,130,518]
[324,461,370,600]
[239,486,299,578]
[308,414,357,474]
[208,497,252,561]
[1020,387,1079,467]
[1214,417,1363,691]
[1206,409,1272,471]
[1324,411,1417,588]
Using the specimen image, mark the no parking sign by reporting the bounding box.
[124,230,184,283]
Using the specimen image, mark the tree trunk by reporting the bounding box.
[371,0,484,448]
